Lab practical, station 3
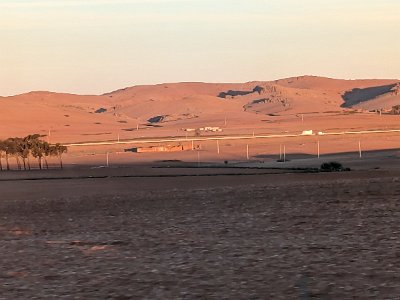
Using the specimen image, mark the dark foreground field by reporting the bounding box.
[1,168,400,299]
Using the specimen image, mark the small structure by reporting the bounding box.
[199,127,223,132]
[301,130,314,136]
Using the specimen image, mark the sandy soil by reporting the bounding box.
[1,167,400,299]
[49,128,400,170]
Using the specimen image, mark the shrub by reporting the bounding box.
[320,161,349,172]
[390,105,400,115]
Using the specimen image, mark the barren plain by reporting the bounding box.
[2,167,400,299]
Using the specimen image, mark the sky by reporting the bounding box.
[0,0,399,96]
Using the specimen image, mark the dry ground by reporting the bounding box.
[1,167,400,299]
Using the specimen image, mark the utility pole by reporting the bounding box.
[279,144,282,160]
[106,152,110,167]
[246,144,249,160]
[359,140,362,158]
[283,145,286,162]
[217,140,220,154]
[317,140,320,158]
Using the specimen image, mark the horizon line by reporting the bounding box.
[1,74,399,98]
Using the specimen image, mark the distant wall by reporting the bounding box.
[127,144,192,153]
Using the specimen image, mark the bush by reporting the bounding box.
[389,105,400,115]
[320,162,349,172]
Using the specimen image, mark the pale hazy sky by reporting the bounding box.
[0,0,399,96]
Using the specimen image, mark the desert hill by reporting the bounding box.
[1,76,399,142]
[101,76,400,120]
[274,75,398,91]
[342,83,400,110]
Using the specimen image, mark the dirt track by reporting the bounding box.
[1,168,400,299]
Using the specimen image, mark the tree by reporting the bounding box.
[29,137,49,170]
[390,105,400,115]
[50,144,67,169]
[4,140,11,170]
[24,134,44,169]
[0,140,4,171]
[0,140,11,170]
[4,138,20,170]
[42,141,51,169]
[13,137,29,170]
[19,135,34,170]
[0,135,67,171]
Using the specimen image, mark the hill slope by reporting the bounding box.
[1,76,399,141]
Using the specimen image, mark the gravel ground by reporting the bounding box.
[1,172,400,299]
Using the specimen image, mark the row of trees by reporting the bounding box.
[0,134,67,171]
